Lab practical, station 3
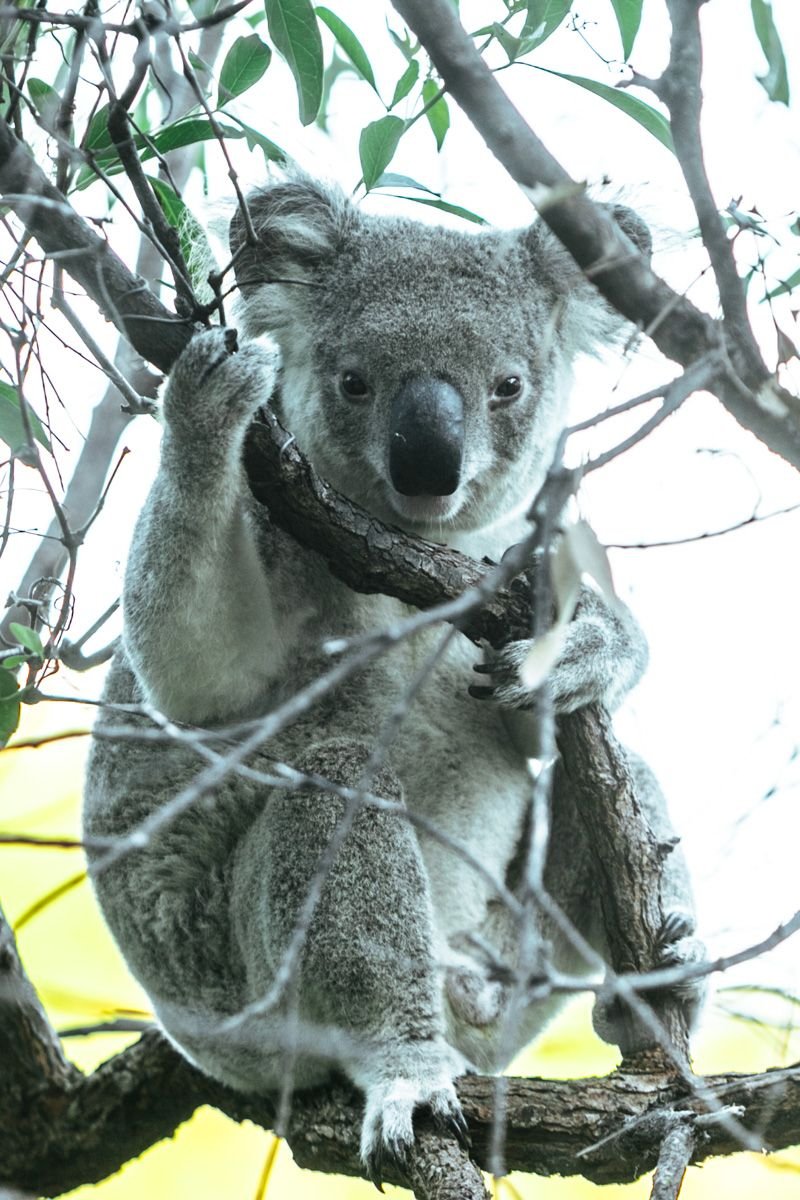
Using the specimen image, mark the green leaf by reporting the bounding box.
[520,0,572,49]
[84,104,113,154]
[0,667,21,748]
[384,194,488,225]
[265,0,324,125]
[537,68,674,151]
[9,622,44,657]
[608,0,642,59]
[74,118,250,190]
[28,77,62,132]
[374,173,438,195]
[217,34,272,107]
[147,176,213,292]
[491,22,521,62]
[0,381,51,455]
[316,7,377,91]
[421,80,449,151]
[228,116,288,163]
[764,266,800,301]
[751,0,789,105]
[390,59,419,108]
[359,115,406,191]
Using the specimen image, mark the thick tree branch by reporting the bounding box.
[388,0,800,474]
[0,120,192,372]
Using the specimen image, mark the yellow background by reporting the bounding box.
[2,698,798,1199]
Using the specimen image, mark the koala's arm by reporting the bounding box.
[123,329,281,724]
[471,583,649,715]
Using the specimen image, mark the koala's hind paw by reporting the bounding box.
[359,1046,468,1188]
[592,909,706,1051]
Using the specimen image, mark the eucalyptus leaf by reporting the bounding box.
[9,622,44,657]
[764,266,800,301]
[751,0,789,105]
[384,194,488,225]
[390,59,419,108]
[0,381,51,454]
[359,115,406,191]
[608,0,642,60]
[217,34,271,107]
[0,667,20,748]
[316,7,377,91]
[520,0,572,49]
[536,68,674,151]
[28,77,62,132]
[147,176,213,291]
[229,117,288,163]
[421,80,449,151]
[265,0,324,125]
[374,173,438,196]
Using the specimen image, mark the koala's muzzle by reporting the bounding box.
[389,377,464,496]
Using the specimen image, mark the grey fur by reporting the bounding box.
[84,175,700,1173]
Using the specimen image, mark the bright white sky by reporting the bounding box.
[4,0,800,1016]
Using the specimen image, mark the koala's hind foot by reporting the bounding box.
[358,1040,470,1186]
[592,908,706,1054]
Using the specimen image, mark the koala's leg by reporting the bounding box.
[230,738,468,1177]
[123,328,280,723]
[591,753,706,1053]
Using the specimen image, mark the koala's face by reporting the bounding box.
[232,178,636,537]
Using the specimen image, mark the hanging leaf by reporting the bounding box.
[9,622,44,658]
[608,0,642,60]
[27,78,62,133]
[230,117,288,163]
[751,0,789,105]
[265,0,324,125]
[383,194,488,226]
[147,176,213,291]
[520,0,572,50]
[0,381,51,454]
[536,68,674,151]
[0,667,21,748]
[492,22,521,62]
[316,7,377,91]
[217,34,271,107]
[390,59,419,109]
[422,80,450,151]
[359,115,405,190]
[374,173,438,195]
[764,266,800,301]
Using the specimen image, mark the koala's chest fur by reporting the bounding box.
[259,521,533,941]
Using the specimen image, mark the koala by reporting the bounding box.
[83,174,702,1180]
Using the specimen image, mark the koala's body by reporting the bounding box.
[83,176,699,1171]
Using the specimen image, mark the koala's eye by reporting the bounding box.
[340,370,370,400]
[492,375,523,404]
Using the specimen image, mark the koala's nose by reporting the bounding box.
[389,377,464,496]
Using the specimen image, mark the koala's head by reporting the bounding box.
[230,174,649,537]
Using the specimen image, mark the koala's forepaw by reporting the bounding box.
[469,624,613,715]
[359,1044,468,1189]
[163,326,278,434]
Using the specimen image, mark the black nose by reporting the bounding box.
[389,377,465,496]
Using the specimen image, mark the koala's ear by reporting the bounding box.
[522,203,652,352]
[229,174,352,297]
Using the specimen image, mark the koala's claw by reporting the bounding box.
[432,1104,471,1150]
